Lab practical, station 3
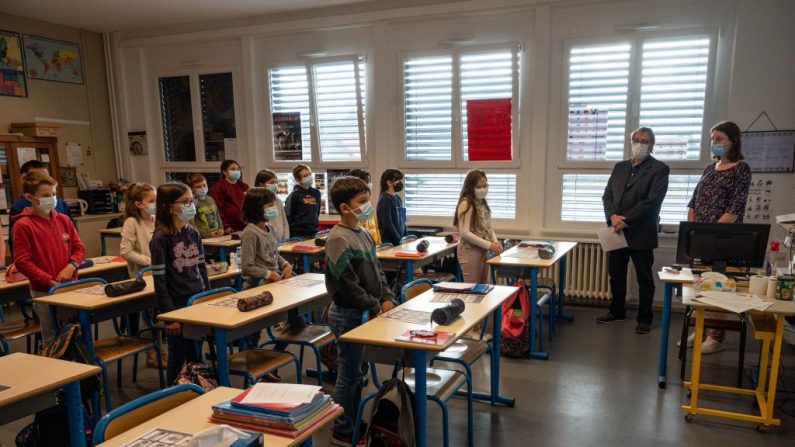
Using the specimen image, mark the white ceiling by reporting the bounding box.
[0,0,378,33]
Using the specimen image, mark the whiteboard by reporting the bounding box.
[741,130,795,173]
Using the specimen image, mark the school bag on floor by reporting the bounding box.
[500,279,531,358]
[364,362,416,447]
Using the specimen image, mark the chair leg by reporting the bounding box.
[96,359,113,412]
[26,334,32,354]
[430,397,449,447]
[294,356,303,385]
[154,342,165,388]
[312,345,324,385]
[738,321,747,388]
[132,353,139,382]
[116,359,123,388]
[299,345,306,381]
[351,393,378,446]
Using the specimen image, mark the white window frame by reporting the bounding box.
[155,67,244,174]
[398,43,522,170]
[264,54,368,170]
[558,27,719,171]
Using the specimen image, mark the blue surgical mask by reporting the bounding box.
[265,183,279,194]
[177,203,197,221]
[35,196,57,213]
[146,202,157,216]
[264,206,279,221]
[227,170,241,181]
[353,201,373,221]
[301,175,314,187]
[710,144,725,158]
[194,187,208,199]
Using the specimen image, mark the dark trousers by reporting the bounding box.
[167,332,201,385]
[608,248,655,325]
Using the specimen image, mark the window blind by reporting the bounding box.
[404,172,516,219]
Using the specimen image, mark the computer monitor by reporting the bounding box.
[676,222,770,273]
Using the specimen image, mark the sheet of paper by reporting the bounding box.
[380,308,433,324]
[241,383,321,405]
[597,226,628,252]
[208,296,239,308]
[280,277,324,287]
[693,291,773,313]
[502,248,539,259]
[430,293,485,304]
[17,147,36,166]
[122,428,192,447]
[77,285,108,296]
[434,282,476,290]
[66,143,82,167]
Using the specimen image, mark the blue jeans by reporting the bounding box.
[328,304,366,436]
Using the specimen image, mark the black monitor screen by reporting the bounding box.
[675,222,770,270]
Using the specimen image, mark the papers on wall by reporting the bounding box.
[745,179,774,223]
[693,291,773,314]
[17,147,36,166]
[66,143,83,167]
[224,138,238,161]
[121,428,192,447]
[597,226,629,252]
[240,383,322,406]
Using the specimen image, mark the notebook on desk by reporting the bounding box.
[432,282,493,295]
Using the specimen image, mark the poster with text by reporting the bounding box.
[273,112,303,161]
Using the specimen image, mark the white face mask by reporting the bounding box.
[475,187,489,200]
[631,142,650,159]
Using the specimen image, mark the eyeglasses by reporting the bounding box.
[174,199,194,206]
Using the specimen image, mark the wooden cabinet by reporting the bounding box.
[0,135,62,204]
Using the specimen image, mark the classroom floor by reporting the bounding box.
[1,305,794,446]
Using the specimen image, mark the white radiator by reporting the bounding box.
[537,242,611,301]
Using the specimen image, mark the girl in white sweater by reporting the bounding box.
[453,170,503,283]
[120,183,156,278]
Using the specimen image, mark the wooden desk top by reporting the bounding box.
[340,285,518,351]
[157,273,327,329]
[488,241,577,268]
[681,285,795,316]
[278,239,325,254]
[99,228,122,235]
[34,267,242,310]
[376,237,457,261]
[0,257,128,292]
[202,236,241,248]
[0,353,100,407]
[96,386,343,447]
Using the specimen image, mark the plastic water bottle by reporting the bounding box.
[766,241,788,276]
[235,247,242,270]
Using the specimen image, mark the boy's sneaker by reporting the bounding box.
[596,313,627,324]
[331,429,366,446]
[701,337,724,355]
[676,332,696,348]
[635,323,650,334]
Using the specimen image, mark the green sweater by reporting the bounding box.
[192,196,222,238]
[324,224,395,315]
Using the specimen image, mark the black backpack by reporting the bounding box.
[365,363,416,447]
[16,324,100,447]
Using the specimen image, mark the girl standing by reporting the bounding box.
[254,170,290,241]
[454,170,502,283]
[240,187,293,288]
[119,183,156,278]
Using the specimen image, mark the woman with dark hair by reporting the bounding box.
[453,170,502,283]
[683,121,752,354]
[376,168,407,246]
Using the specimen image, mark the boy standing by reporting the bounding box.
[285,164,321,239]
[12,172,86,344]
[188,173,224,238]
[325,176,396,446]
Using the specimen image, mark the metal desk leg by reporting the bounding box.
[218,247,228,263]
[233,273,243,291]
[411,349,427,447]
[470,304,516,406]
[683,308,705,416]
[302,254,311,274]
[556,254,574,321]
[529,268,548,360]
[405,260,415,283]
[764,317,787,421]
[214,328,231,387]
[64,380,88,447]
[78,310,95,361]
[658,282,674,388]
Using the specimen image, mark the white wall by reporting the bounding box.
[108,0,795,247]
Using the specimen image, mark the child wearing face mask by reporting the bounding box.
[254,169,289,241]
[150,182,210,384]
[454,169,502,283]
[120,182,157,278]
[13,172,86,344]
[285,164,321,240]
[188,173,224,238]
[376,168,408,246]
[209,160,249,233]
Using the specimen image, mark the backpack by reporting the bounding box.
[500,279,531,358]
[176,362,219,391]
[365,363,416,447]
[16,324,99,447]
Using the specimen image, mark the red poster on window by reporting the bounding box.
[467,98,512,161]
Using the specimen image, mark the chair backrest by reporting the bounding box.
[188,287,237,306]
[279,237,302,245]
[136,266,153,278]
[93,383,204,443]
[376,243,393,252]
[401,279,434,304]
[48,278,108,295]
[400,235,417,244]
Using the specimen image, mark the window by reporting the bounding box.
[404,172,516,219]
[560,173,700,224]
[403,47,519,164]
[276,171,330,214]
[159,72,238,164]
[165,172,222,189]
[268,57,366,164]
[565,36,711,162]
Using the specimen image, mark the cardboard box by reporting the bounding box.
[9,122,61,137]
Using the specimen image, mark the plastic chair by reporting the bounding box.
[49,278,165,412]
[351,309,473,447]
[0,265,41,354]
[186,287,301,387]
[92,383,204,444]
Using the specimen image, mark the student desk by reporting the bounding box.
[487,242,577,359]
[376,236,458,283]
[0,353,100,447]
[340,285,519,447]
[278,240,325,273]
[156,273,329,387]
[202,235,241,263]
[99,228,122,256]
[680,285,795,431]
[95,386,342,447]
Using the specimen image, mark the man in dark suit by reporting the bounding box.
[598,127,670,334]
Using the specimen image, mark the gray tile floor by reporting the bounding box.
[1,306,794,446]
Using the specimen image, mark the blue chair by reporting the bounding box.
[187,287,301,387]
[49,278,165,412]
[351,309,473,447]
[93,384,204,444]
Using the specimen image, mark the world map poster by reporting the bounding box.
[23,34,83,84]
[0,30,27,97]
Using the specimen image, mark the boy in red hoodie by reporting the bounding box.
[13,172,86,344]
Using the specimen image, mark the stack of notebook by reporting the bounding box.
[432,282,494,295]
[210,384,339,438]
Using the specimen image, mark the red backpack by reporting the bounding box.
[500,279,530,358]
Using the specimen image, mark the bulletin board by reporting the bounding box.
[741,130,795,173]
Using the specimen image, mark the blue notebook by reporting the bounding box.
[432,282,494,295]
